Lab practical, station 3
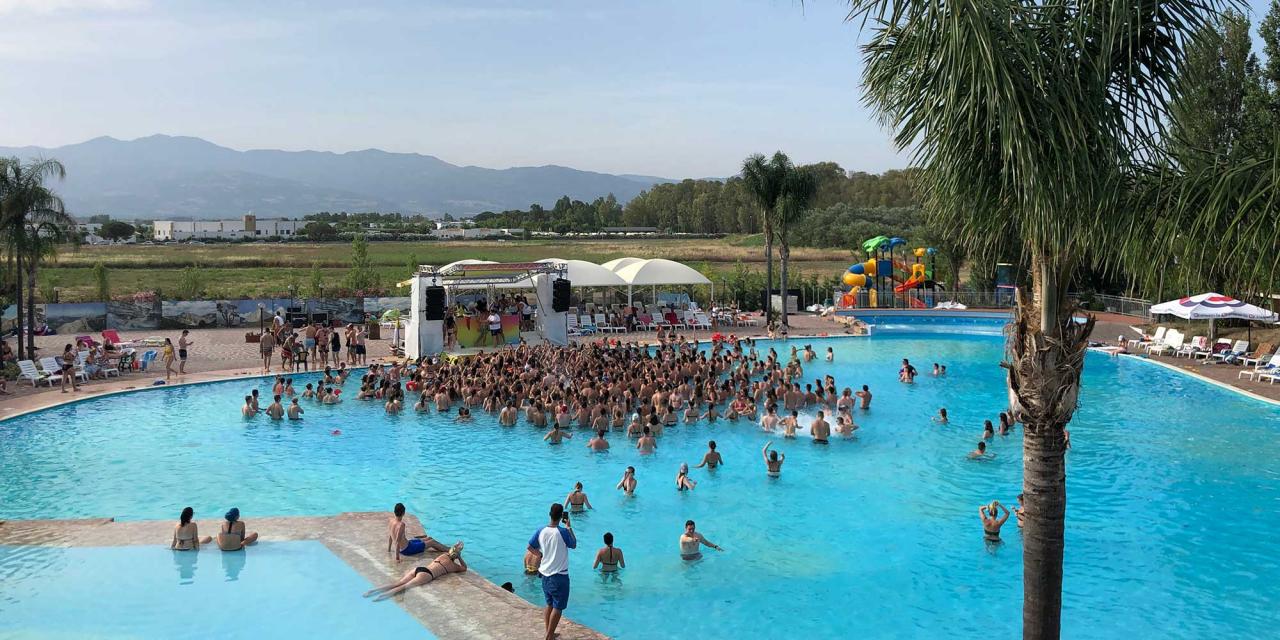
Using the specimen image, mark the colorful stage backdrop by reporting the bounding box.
[455,314,521,348]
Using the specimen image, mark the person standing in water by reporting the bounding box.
[694,441,722,469]
[855,385,872,410]
[810,411,831,444]
[593,532,625,573]
[563,482,593,512]
[899,358,917,383]
[762,441,785,477]
[636,426,656,453]
[980,500,1011,544]
[679,520,722,560]
[615,466,637,495]
[675,463,697,491]
[587,430,610,451]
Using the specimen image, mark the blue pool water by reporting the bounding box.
[0,541,431,639]
[2,335,1279,638]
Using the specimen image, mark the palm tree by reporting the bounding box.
[740,153,787,320]
[772,163,818,329]
[846,1,1220,637]
[0,157,70,356]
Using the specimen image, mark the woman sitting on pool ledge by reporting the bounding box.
[170,507,212,551]
[364,541,468,601]
[215,507,259,551]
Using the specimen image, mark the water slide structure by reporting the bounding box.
[840,239,938,308]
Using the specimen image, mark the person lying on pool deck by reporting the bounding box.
[215,508,259,551]
[364,542,468,601]
[387,503,448,562]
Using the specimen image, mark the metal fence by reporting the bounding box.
[828,289,1153,317]
[1072,293,1151,319]
[831,289,1016,310]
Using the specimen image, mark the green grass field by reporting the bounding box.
[42,238,854,301]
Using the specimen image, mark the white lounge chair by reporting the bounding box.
[1239,354,1280,381]
[1211,340,1250,363]
[579,314,598,334]
[686,311,711,330]
[40,356,87,383]
[1130,326,1167,350]
[1174,336,1207,358]
[566,314,585,336]
[18,359,52,387]
[1240,343,1275,367]
[1194,338,1232,361]
[1147,330,1184,355]
[595,313,623,333]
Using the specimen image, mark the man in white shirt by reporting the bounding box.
[486,311,503,347]
[528,503,576,640]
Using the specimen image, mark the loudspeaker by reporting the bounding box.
[424,286,446,320]
[552,278,571,313]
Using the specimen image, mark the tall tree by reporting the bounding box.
[773,162,818,329]
[0,157,71,356]
[741,153,788,320]
[848,1,1218,637]
[1169,10,1259,163]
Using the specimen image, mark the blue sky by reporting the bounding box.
[0,0,1274,178]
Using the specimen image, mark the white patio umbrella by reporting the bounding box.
[1149,293,1278,340]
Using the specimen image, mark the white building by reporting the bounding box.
[430,227,523,239]
[153,214,303,241]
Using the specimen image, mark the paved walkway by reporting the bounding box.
[0,512,607,640]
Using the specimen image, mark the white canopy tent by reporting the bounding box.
[536,259,628,287]
[613,258,713,306]
[601,257,645,272]
[1149,292,1278,339]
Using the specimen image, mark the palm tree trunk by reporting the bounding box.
[779,238,790,329]
[26,257,38,355]
[763,218,774,319]
[13,251,24,360]
[1008,258,1093,640]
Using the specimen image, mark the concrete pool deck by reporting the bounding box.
[0,512,608,640]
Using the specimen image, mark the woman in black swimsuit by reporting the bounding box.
[593,532,625,573]
[363,541,468,601]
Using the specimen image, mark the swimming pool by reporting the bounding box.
[1,335,1278,638]
[0,541,432,638]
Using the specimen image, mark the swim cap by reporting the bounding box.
[225,507,240,523]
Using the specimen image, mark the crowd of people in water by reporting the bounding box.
[228,333,1027,639]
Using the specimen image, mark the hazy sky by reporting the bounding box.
[0,0,1274,178]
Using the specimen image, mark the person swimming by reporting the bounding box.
[933,407,948,424]
[982,419,995,440]
[287,398,304,419]
[968,441,991,459]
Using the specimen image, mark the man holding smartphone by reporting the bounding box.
[529,502,576,640]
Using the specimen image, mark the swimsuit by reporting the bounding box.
[402,538,426,556]
[414,563,444,578]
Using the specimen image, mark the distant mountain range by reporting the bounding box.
[0,135,676,219]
